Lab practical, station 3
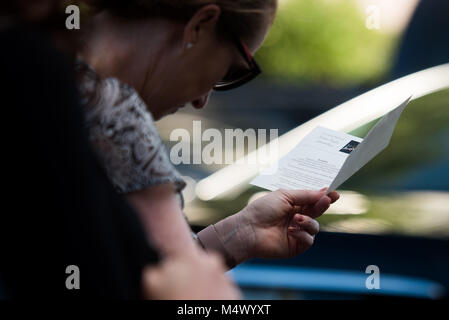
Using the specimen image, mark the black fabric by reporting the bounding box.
[0,24,158,299]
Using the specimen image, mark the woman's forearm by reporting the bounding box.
[126,184,196,258]
[126,183,254,268]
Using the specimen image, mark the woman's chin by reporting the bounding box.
[157,105,185,120]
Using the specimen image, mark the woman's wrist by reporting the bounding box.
[215,210,255,266]
[197,209,256,269]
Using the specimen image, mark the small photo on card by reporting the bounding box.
[339,140,360,154]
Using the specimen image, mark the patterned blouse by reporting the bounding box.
[75,60,186,201]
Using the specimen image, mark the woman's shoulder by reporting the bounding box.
[76,59,158,128]
[75,59,185,195]
[75,59,102,107]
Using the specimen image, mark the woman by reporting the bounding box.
[77,0,339,271]
[4,0,240,299]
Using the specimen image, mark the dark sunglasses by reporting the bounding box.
[213,36,261,91]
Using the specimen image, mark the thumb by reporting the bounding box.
[279,189,326,206]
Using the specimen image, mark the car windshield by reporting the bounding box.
[158,86,449,240]
[318,88,449,238]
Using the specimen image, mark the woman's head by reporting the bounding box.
[82,0,278,119]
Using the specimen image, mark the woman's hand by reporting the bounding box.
[212,188,339,266]
[142,249,241,300]
[241,188,339,259]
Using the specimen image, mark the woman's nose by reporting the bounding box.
[191,93,210,109]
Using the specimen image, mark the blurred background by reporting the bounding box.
[156,0,449,299]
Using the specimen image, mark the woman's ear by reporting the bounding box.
[183,4,221,50]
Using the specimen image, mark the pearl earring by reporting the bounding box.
[186,42,193,49]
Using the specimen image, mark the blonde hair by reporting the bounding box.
[89,0,278,41]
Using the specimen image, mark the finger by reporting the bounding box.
[293,214,319,235]
[328,191,340,203]
[301,196,331,219]
[287,230,315,251]
[279,188,326,207]
[318,188,339,202]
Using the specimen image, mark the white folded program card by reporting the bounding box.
[250,96,411,195]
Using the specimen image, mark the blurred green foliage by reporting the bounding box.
[256,0,397,86]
